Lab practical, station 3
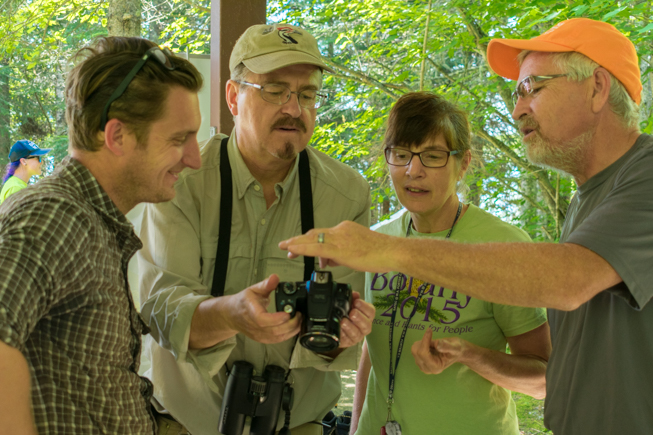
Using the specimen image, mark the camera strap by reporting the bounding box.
[385,202,462,425]
[211,136,315,297]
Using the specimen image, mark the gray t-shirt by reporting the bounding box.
[545,134,653,434]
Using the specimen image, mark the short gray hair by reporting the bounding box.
[518,50,640,129]
[231,63,251,83]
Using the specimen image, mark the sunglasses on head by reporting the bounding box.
[100,47,176,131]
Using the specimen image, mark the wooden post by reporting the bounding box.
[210,0,266,135]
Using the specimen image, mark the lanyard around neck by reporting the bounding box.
[385,201,463,421]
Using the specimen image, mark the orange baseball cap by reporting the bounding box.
[487,18,642,104]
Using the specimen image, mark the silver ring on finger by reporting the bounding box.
[317,232,325,244]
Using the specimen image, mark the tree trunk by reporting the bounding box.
[107,0,142,37]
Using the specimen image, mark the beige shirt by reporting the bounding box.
[138,132,371,435]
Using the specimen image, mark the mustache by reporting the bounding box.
[518,117,539,135]
[271,116,306,133]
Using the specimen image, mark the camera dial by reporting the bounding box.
[283,282,296,295]
[282,305,294,314]
[249,377,267,397]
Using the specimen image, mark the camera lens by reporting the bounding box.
[300,332,338,352]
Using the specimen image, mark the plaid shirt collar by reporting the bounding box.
[56,156,142,249]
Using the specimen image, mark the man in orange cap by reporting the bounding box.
[280,18,652,435]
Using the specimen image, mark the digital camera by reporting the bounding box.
[218,361,294,435]
[275,271,352,352]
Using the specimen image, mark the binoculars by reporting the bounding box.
[218,361,294,435]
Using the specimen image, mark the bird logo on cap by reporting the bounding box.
[277,26,302,45]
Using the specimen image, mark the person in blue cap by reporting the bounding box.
[0,139,52,204]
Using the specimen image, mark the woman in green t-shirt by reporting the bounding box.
[1,140,51,204]
[351,92,551,435]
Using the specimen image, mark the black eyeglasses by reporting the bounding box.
[236,81,328,109]
[27,156,42,163]
[100,47,175,131]
[511,74,568,106]
[384,148,459,168]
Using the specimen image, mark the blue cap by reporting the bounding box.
[8,140,52,163]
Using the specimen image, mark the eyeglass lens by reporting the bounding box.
[261,84,325,109]
[385,148,455,168]
[512,77,533,105]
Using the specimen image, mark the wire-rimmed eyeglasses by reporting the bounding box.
[100,47,176,131]
[384,148,459,168]
[511,74,568,106]
[236,81,327,109]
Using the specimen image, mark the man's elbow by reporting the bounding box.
[532,388,546,400]
[528,369,548,400]
[549,278,614,311]
[552,297,585,312]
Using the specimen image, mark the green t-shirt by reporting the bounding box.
[357,205,547,435]
[0,176,28,204]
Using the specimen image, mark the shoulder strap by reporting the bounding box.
[211,137,232,297]
[211,139,314,297]
[298,150,315,281]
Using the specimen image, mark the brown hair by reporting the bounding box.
[383,92,471,156]
[65,37,203,152]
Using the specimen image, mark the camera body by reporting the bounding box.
[275,271,352,352]
[218,361,294,435]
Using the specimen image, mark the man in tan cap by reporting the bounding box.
[280,18,653,435]
[138,23,374,434]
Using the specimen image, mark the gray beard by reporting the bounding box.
[526,129,594,177]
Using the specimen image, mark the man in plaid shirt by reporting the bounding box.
[0,36,202,434]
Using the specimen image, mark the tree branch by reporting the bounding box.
[33,92,52,136]
[456,8,515,111]
[179,0,209,14]
[427,57,515,128]
[477,165,549,216]
[325,58,408,99]
[419,0,433,91]
[476,128,568,221]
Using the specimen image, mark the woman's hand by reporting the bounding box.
[411,329,469,375]
[411,323,550,399]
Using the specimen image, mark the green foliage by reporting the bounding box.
[144,0,211,53]
[513,393,551,434]
[0,0,211,171]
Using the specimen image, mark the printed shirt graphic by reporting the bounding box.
[356,205,547,435]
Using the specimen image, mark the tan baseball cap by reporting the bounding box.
[229,23,334,74]
[487,18,642,104]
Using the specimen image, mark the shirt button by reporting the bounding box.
[254,184,261,191]
[261,219,266,225]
